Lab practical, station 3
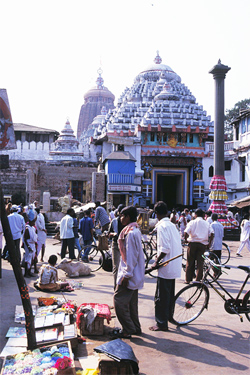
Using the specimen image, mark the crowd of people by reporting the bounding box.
[1,198,250,338]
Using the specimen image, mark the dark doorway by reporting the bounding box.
[157,175,180,209]
[113,194,126,208]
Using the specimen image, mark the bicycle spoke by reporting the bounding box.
[173,284,208,325]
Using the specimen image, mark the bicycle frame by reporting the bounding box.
[202,259,250,319]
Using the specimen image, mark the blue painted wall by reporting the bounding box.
[105,159,135,174]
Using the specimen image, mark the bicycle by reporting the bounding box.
[141,231,157,260]
[77,229,106,272]
[172,252,250,325]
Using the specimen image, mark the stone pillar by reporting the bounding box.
[43,192,51,212]
[209,60,231,176]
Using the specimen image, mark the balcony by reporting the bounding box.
[205,141,238,154]
[107,173,135,185]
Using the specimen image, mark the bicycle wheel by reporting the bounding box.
[243,290,250,322]
[145,252,158,278]
[142,241,153,262]
[221,242,230,265]
[172,283,209,325]
[78,245,104,272]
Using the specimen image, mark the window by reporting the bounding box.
[189,134,193,143]
[15,132,21,141]
[117,144,124,151]
[242,119,246,134]
[239,157,246,182]
[177,133,182,143]
[225,161,231,171]
[209,165,213,177]
[236,126,239,140]
[163,133,167,142]
[150,133,155,142]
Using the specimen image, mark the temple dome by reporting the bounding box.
[138,52,181,83]
[84,68,115,101]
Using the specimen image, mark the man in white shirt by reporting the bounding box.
[210,213,224,260]
[35,208,47,262]
[184,208,214,283]
[149,201,182,332]
[237,214,250,257]
[113,206,145,338]
[7,205,25,262]
[60,208,75,259]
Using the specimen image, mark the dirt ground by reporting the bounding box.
[0,238,249,374]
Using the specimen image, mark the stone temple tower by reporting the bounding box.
[77,69,115,139]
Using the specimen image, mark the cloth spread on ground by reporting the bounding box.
[94,338,139,374]
[76,303,111,328]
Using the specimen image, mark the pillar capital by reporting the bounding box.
[209,59,231,79]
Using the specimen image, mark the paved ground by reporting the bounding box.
[0,238,250,374]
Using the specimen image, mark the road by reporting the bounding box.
[0,238,249,374]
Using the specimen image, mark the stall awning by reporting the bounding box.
[228,195,250,208]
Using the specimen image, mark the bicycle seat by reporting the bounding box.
[238,265,250,274]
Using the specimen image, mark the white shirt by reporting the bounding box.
[8,212,25,240]
[240,219,250,242]
[185,217,214,245]
[210,221,224,250]
[117,227,145,290]
[206,217,213,224]
[155,217,182,279]
[60,214,74,239]
[36,213,47,243]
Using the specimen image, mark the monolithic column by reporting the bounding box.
[209,60,231,176]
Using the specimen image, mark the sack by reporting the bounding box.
[97,235,109,250]
[101,252,112,272]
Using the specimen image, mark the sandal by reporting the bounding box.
[109,329,131,339]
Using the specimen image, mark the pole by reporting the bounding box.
[209,60,231,176]
[0,183,36,349]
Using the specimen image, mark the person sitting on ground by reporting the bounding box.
[35,254,73,291]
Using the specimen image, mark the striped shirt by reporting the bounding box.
[95,206,110,227]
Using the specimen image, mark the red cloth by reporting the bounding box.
[209,200,228,215]
[76,303,111,328]
[209,175,227,191]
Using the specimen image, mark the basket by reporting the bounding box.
[78,315,104,336]
[37,296,57,306]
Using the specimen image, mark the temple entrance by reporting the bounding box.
[157,174,182,209]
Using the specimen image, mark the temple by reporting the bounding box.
[80,52,214,208]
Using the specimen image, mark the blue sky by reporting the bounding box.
[1,0,249,134]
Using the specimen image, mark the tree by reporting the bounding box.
[225,98,250,140]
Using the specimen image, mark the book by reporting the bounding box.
[35,329,45,342]
[54,312,65,325]
[35,316,45,328]
[64,324,76,339]
[44,314,55,327]
[6,327,27,338]
[43,328,58,341]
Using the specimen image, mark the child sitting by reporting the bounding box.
[35,255,74,292]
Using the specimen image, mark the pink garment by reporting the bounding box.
[118,222,139,262]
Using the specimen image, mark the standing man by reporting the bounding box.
[94,201,110,232]
[113,206,145,338]
[79,210,94,262]
[236,214,250,257]
[108,204,125,289]
[23,207,38,277]
[60,208,75,260]
[184,208,214,283]
[35,208,47,262]
[149,201,182,332]
[7,205,25,263]
[210,213,224,260]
